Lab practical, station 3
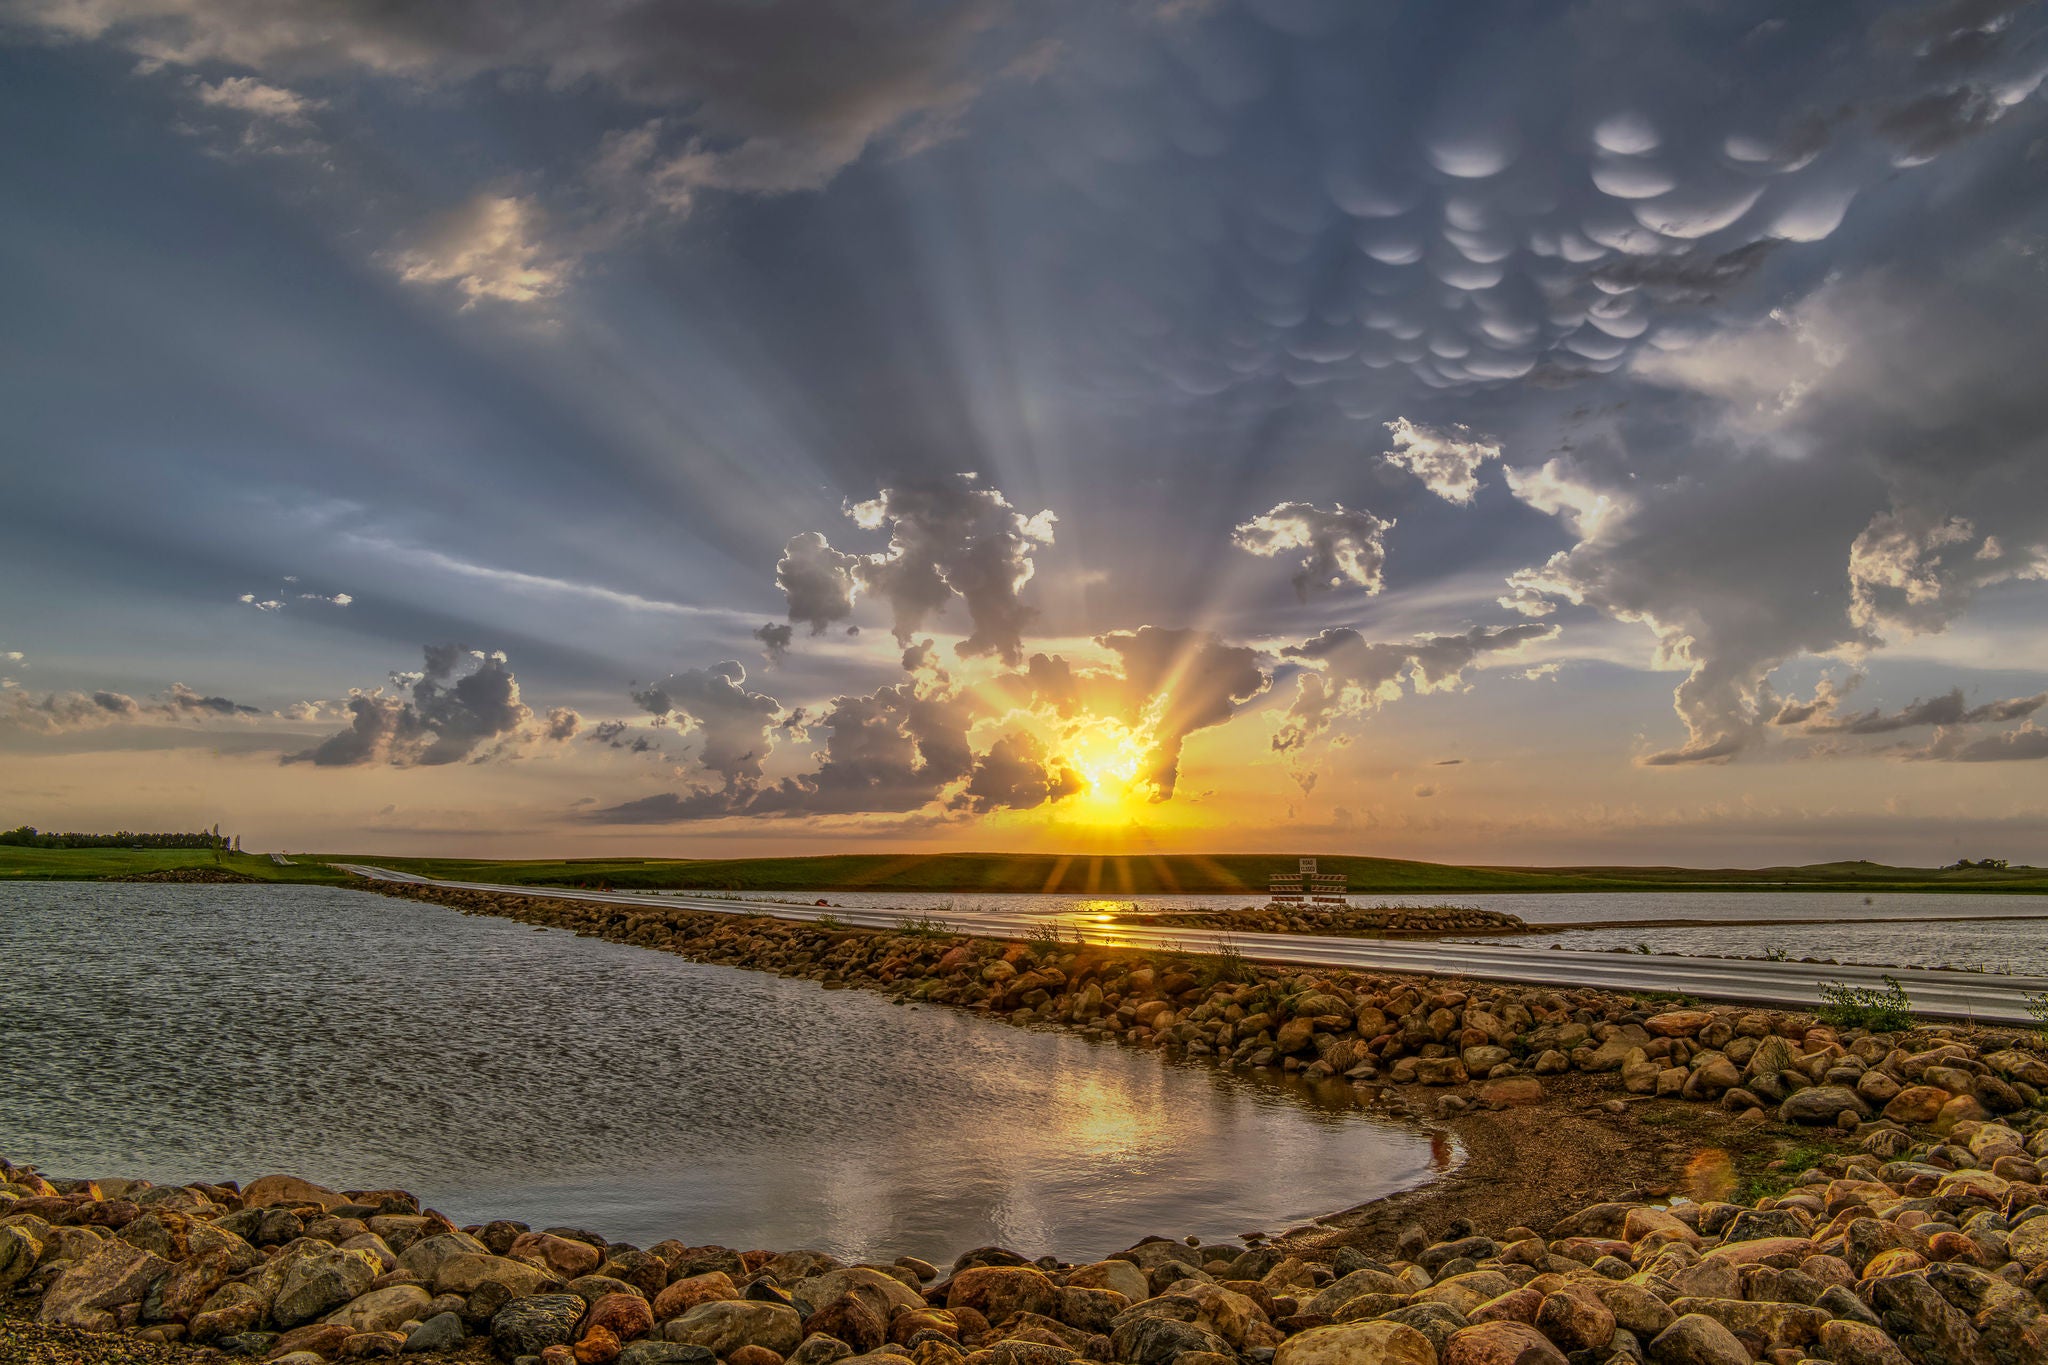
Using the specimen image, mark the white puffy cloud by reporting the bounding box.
[383,194,567,307]
[1502,459,1632,542]
[193,74,319,121]
[1274,622,1558,753]
[774,473,1056,666]
[1231,500,1392,600]
[1380,418,1502,505]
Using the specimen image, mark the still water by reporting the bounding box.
[697,886,2048,927]
[0,883,1438,1262]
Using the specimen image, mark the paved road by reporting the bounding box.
[336,865,2048,1025]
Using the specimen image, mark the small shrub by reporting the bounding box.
[2024,988,2048,1042]
[814,913,845,930]
[1026,921,1071,955]
[1816,974,1916,1031]
[1195,939,1258,987]
[894,914,955,938]
[1635,942,1653,955]
[1764,947,1789,962]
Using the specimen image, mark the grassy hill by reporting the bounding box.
[0,847,349,884]
[6,847,2043,895]
[310,851,2048,895]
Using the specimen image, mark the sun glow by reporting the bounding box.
[1062,719,1153,824]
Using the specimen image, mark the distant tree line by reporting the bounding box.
[0,825,234,850]
[1946,857,2010,870]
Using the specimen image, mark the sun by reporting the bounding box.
[1062,719,1153,824]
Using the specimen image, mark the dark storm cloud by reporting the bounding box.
[961,731,1082,814]
[284,646,576,766]
[753,622,794,665]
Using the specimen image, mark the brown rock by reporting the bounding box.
[242,1175,349,1212]
[1442,1321,1567,1365]
[730,1347,786,1365]
[1882,1086,1950,1124]
[575,1325,622,1365]
[653,1271,740,1320]
[37,1239,172,1333]
[944,1266,1060,1323]
[1273,1320,1438,1365]
[266,1323,354,1359]
[1817,1320,1912,1365]
[512,1232,604,1279]
[1645,1011,1716,1038]
[1534,1286,1613,1352]
[586,1292,656,1343]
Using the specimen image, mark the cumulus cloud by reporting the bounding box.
[1804,686,2047,736]
[193,74,319,121]
[753,621,794,664]
[774,531,863,635]
[1847,505,2041,635]
[1231,501,1392,600]
[598,669,980,822]
[630,659,781,794]
[2,681,259,732]
[961,731,1083,814]
[1380,418,1502,505]
[1913,723,2048,762]
[775,473,1056,665]
[1008,627,1269,801]
[284,646,577,766]
[383,194,566,307]
[1274,622,1558,753]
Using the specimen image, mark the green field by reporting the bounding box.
[0,847,350,884]
[5,846,2044,895]
[312,851,2048,895]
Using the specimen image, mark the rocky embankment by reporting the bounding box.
[367,885,2043,1129]
[10,1122,2048,1365]
[1112,906,1528,938]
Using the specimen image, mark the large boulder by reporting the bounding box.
[797,1267,926,1319]
[1778,1086,1870,1125]
[661,1300,805,1357]
[397,1231,491,1282]
[945,1266,1060,1323]
[1646,1313,1749,1365]
[1108,1314,1230,1365]
[653,1272,740,1321]
[1274,1320,1437,1365]
[1064,1261,1148,1303]
[1441,1321,1566,1365]
[432,1252,564,1298]
[327,1284,434,1334]
[0,1224,44,1293]
[274,1245,381,1327]
[37,1239,171,1332]
[241,1175,349,1211]
[491,1293,586,1360]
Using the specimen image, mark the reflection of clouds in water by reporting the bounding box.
[0,882,1435,1263]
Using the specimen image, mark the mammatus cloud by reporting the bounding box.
[1274,623,1558,754]
[383,194,566,307]
[1231,501,1392,601]
[285,646,577,766]
[1380,419,1502,506]
[775,473,1056,665]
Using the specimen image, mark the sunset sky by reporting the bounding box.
[5,0,2048,864]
